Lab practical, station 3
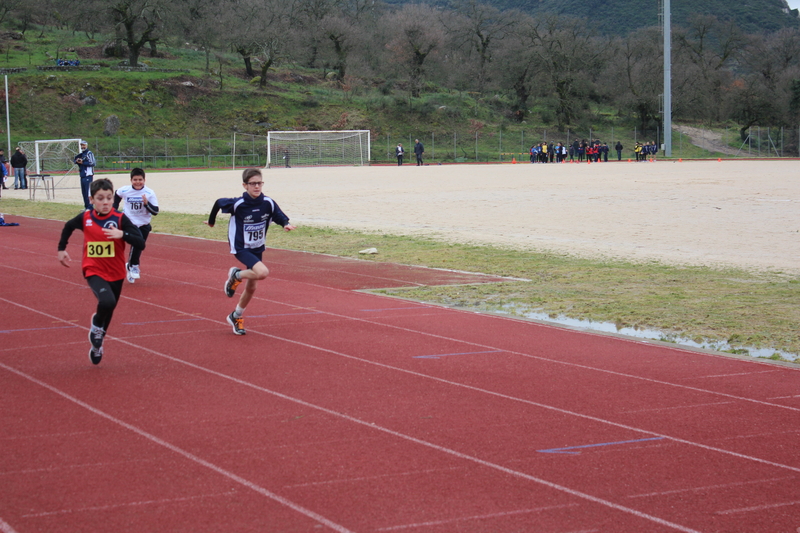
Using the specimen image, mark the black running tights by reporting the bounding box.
[86,276,123,331]
[128,223,151,266]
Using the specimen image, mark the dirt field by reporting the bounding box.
[17,159,800,274]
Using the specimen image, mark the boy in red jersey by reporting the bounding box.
[57,178,145,364]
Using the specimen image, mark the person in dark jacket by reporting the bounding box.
[615,141,623,161]
[74,141,96,209]
[10,147,27,189]
[414,139,424,166]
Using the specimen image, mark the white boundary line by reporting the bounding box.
[0,361,354,533]
[0,338,701,533]
[2,292,799,530]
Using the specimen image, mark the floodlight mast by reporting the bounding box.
[663,0,672,157]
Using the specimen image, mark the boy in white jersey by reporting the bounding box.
[113,168,159,283]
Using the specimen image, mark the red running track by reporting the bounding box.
[1,216,799,533]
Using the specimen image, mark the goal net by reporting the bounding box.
[267,130,370,168]
[17,138,83,189]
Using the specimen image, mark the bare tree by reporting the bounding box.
[107,0,169,67]
[172,0,232,74]
[441,0,516,93]
[224,0,272,78]
[384,4,445,98]
[601,27,663,132]
[288,0,343,69]
[518,14,605,128]
[0,0,25,26]
[727,27,800,138]
[319,14,355,79]
[673,15,746,122]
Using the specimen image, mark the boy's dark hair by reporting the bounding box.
[242,168,262,184]
[130,167,145,179]
[90,178,114,196]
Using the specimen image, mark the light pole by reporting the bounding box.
[663,0,672,157]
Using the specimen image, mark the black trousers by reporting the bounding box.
[87,276,123,331]
[128,223,151,266]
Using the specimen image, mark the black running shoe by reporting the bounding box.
[89,345,103,365]
[89,314,106,349]
[224,267,242,298]
[227,312,246,335]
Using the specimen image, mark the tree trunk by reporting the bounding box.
[259,58,273,88]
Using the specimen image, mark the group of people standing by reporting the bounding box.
[530,139,615,163]
[633,141,660,161]
[0,141,96,199]
[395,139,425,166]
[0,147,31,195]
[528,139,659,163]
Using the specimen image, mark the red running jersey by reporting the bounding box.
[81,209,127,281]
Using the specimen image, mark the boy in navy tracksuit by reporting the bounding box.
[206,168,296,335]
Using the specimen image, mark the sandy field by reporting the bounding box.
[14,159,800,274]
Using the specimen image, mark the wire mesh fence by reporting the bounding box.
[11,126,800,174]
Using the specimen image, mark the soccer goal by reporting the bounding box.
[17,138,83,189]
[267,130,370,168]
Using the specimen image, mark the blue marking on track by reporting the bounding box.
[414,350,503,360]
[537,437,665,455]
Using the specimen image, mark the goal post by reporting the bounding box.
[17,138,83,189]
[267,130,370,168]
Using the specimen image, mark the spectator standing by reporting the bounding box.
[414,139,424,166]
[74,141,96,209]
[0,151,6,195]
[0,149,8,190]
[10,147,27,190]
[395,143,404,166]
[615,141,623,161]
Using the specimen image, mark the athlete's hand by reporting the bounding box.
[58,250,71,267]
[284,224,296,231]
[103,227,123,239]
[141,193,148,205]
[204,221,214,227]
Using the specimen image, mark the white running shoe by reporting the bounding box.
[126,263,135,284]
[130,264,140,279]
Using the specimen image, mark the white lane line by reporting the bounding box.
[0,362,354,533]
[375,504,580,531]
[21,491,236,518]
[627,476,796,499]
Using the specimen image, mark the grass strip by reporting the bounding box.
[4,199,798,362]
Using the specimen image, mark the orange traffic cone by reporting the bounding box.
[678,158,682,162]
[718,158,722,162]
[512,156,516,164]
